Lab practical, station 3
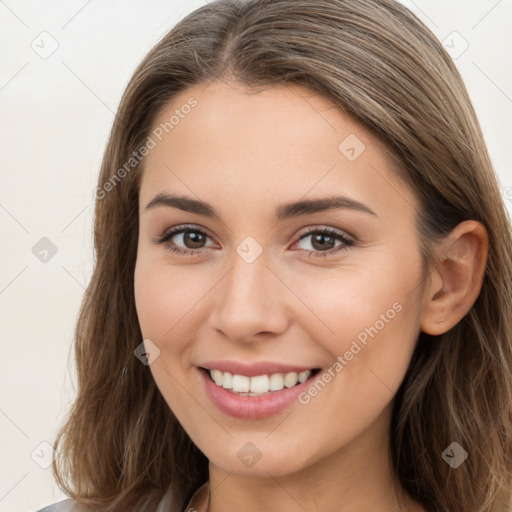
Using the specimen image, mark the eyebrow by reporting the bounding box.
[144,193,378,220]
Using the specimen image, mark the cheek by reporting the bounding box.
[134,262,166,340]
[299,249,421,347]
[302,246,424,396]
[134,259,205,425]
[134,258,202,342]
[289,277,422,465]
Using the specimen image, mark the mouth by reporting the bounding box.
[200,367,322,396]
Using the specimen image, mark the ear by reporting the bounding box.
[420,220,488,335]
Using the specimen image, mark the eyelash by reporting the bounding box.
[154,224,355,258]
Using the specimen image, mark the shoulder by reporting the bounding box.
[34,498,95,512]
[33,481,194,512]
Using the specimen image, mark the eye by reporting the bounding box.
[153,225,215,256]
[293,227,354,257]
[154,225,355,258]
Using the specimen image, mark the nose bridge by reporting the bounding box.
[209,244,288,340]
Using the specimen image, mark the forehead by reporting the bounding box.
[139,80,417,221]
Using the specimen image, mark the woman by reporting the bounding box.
[37,0,512,510]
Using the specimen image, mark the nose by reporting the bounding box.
[207,248,290,342]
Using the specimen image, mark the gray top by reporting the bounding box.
[33,483,189,512]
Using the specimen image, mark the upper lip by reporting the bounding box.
[199,360,319,377]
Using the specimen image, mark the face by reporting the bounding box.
[134,80,427,477]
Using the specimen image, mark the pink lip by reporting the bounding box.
[199,360,317,377]
[197,367,320,420]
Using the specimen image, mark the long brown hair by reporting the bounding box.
[53,0,512,510]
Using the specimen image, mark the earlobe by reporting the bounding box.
[420,220,488,336]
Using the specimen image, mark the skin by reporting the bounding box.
[134,80,488,512]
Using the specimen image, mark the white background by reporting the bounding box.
[0,1,511,511]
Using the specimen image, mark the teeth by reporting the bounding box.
[269,373,284,391]
[232,374,250,392]
[298,370,310,383]
[250,375,269,393]
[209,369,313,395]
[284,372,298,388]
[211,369,220,386]
[222,372,233,389]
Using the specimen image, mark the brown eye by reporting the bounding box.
[295,228,354,257]
[310,232,337,251]
[181,231,207,249]
[155,225,215,255]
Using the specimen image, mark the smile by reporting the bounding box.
[198,366,322,419]
[208,368,317,395]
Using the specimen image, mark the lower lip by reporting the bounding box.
[198,367,319,420]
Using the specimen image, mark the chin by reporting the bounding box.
[203,435,319,478]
